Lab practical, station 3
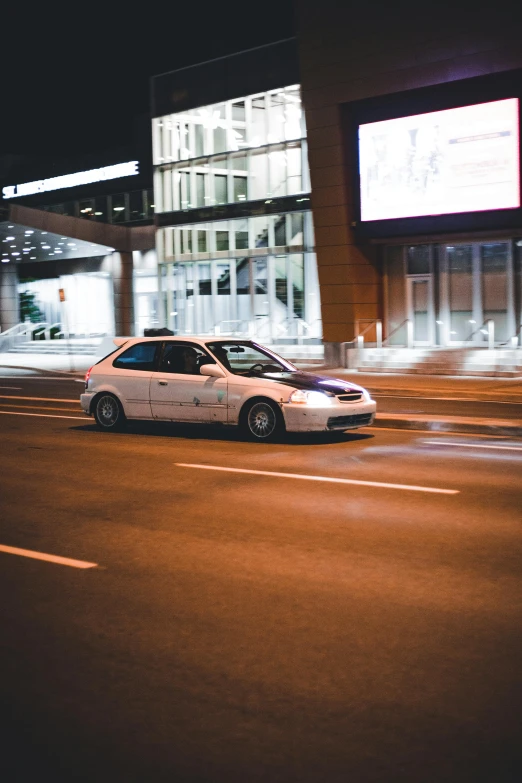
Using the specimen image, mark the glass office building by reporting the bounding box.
[152,84,321,343]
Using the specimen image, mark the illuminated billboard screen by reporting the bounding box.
[358,98,520,221]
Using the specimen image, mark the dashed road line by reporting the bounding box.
[0,410,84,420]
[0,544,98,569]
[176,463,459,495]
[424,440,522,452]
[0,394,78,403]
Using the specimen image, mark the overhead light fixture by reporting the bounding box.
[7,225,14,228]
[6,236,15,241]
[1,259,9,263]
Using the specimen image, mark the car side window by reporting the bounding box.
[159,343,210,375]
[113,342,158,371]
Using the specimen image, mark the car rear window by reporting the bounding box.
[113,342,158,371]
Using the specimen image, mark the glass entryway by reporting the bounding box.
[441,241,515,344]
[385,240,517,347]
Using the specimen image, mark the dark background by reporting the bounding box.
[1,2,295,159]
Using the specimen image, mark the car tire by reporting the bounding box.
[240,398,285,442]
[93,393,126,431]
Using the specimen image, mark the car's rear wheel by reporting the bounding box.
[241,398,284,442]
[93,393,126,431]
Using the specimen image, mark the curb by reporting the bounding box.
[374,413,522,437]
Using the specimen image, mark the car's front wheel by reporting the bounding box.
[93,393,126,431]
[240,398,284,442]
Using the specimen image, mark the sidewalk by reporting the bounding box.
[1,352,522,437]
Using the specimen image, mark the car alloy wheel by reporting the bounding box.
[94,393,124,430]
[246,400,281,441]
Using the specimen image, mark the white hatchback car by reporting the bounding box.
[81,337,376,441]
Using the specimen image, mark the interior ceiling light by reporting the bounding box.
[12,252,20,256]
[30,256,36,259]
[10,245,16,248]
[25,230,34,235]
[6,236,15,241]
[1,259,8,263]
[7,225,14,228]
[41,232,47,235]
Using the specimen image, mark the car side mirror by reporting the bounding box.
[200,363,226,378]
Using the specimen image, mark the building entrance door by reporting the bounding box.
[407,276,433,345]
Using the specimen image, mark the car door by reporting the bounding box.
[110,340,159,419]
[150,342,228,423]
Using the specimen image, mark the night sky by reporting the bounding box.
[2,2,295,161]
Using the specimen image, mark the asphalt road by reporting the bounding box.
[1,383,522,782]
[1,373,522,419]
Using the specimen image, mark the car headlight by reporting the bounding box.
[288,389,332,406]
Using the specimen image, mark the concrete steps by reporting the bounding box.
[352,347,522,377]
[9,341,99,355]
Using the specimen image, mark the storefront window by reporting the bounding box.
[129,191,145,221]
[111,193,127,223]
[481,243,509,341]
[407,245,430,274]
[448,245,473,341]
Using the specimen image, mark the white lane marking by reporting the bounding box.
[0,394,78,403]
[424,440,522,452]
[373,394,522,405]
[176,463,459,495]
[0,386,22,390]
[0,410,83,420]
[0,376,84,382]
[0,544,97,569]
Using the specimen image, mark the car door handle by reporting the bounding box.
[158,381,168,386]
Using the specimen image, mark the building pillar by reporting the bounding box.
[0,264,20,332]
[109,251,134,336]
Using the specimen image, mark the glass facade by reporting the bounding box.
[44,189,155,223]
[152,85,320,343]
[156,213,319,341]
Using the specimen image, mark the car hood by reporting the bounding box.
[257,372,366,395]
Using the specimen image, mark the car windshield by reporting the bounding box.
[206,341,295,376]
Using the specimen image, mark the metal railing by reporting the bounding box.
[500,323,522,348]
[463,319,495,350]
[355,319,383,349]
[0,321,49,352]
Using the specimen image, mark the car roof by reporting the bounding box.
[111,336,252,348]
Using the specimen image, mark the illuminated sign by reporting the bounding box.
[358,98,520,221]
[2,161,139,200]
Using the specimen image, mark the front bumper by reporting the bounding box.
[282,400,377,432]
[80,392,94,415]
